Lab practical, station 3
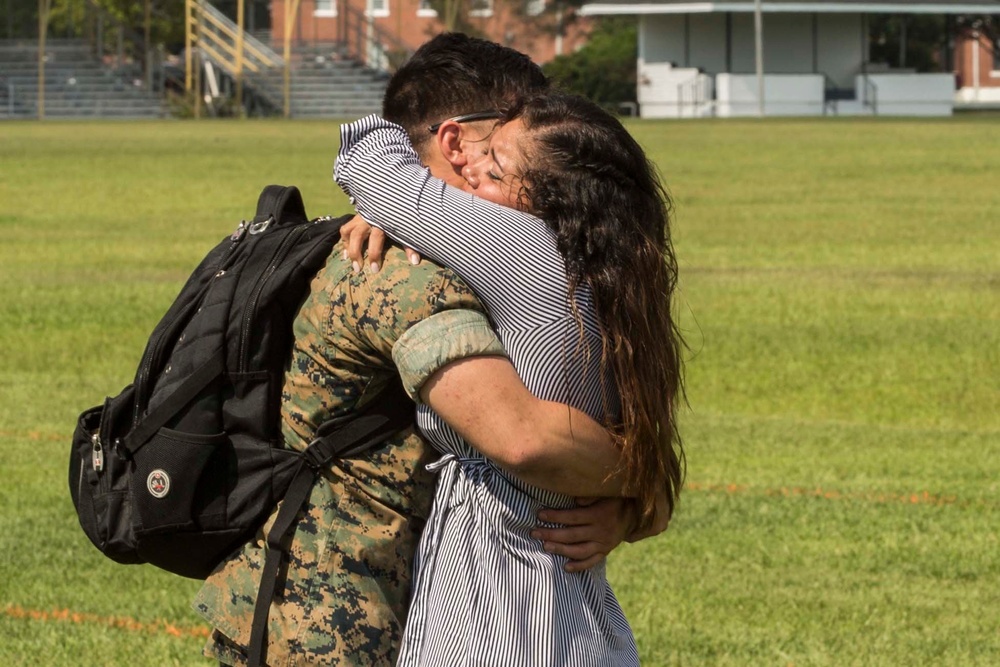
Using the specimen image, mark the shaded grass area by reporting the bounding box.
[1,118,998,665]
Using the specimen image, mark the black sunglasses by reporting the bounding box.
[427,110,503,134]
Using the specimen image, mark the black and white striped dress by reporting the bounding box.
[335,116,639,667]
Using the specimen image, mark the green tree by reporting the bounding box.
[543,17,636,107]
[421,0,476,34]
[41,0,185,49]
[3,0,40,38]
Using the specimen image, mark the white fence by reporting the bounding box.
[638,71,957,118]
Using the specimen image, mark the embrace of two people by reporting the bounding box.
[193,32,685,667]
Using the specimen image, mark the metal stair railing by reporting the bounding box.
[336,4,412,74]
[676,74,712,118]
[193,0,284,73]
[822,73,838,116]
[185,0,284,113]
[862,76,878,116]
[184,0,410,118]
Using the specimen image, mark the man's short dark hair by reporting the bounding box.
[383,32,549,153]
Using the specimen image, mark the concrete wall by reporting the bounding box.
[638,64,714,117]
[716,73,825,116]
[859,73,954,116]
[956,86,1000,103]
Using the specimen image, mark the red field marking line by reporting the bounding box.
[5,425,973,509]
[1,430,64,443]
[4,427,977,509]
[3,604,210,640]
[685,482,970,507]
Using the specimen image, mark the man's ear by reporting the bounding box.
[435,120,467,168]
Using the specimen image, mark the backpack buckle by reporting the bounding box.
[302,440,333,472]
[248,217,273,235]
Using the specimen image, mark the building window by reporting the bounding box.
[525,0,544,16]
[469,0,493,17]
[314,0,336,17]
[367,0,389,17]
[417,0,437,17]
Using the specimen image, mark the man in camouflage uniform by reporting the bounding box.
[194,35,549,666]
[194,243,501,665]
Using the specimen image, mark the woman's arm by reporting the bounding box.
[335,116,566,330]
[422,351,652,572]
[419,355,624,498]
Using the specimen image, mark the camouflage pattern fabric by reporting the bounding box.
[192,240,503,666]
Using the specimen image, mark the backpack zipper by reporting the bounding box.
[89,395,114,499]
[91,432,104,472]
[238,223,309,373]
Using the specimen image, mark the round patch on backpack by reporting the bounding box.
[147,469,170,498]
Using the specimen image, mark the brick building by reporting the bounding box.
[578,0,1000,116]
[953,22,1000,104]
[270,0,591,65]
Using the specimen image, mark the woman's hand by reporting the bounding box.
[341,214,421,272]
[531,497,638,573]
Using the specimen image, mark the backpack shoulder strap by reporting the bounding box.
[306,380,413,463]
[122,354,225,455]
[246,381,414,667]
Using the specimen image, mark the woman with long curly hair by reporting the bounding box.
[335,91,685,666]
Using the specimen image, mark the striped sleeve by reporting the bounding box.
[334,115,570,331]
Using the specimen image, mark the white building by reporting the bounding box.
[578,0,1000,117]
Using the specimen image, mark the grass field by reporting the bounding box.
[1,116,998,666]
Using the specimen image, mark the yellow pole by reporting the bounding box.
[235,0,244,116]
[37,0,50,119]
[185,0,193,92]
[194,3,202,119]
[283,0,301,118]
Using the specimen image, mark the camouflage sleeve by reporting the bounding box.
[392,310,507,401]
[357,248,489,359]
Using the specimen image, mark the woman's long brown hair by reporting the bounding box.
[513,93,685,527]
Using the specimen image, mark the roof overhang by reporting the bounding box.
[580,0,1000,14]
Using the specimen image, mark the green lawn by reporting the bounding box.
[1,117,997,666]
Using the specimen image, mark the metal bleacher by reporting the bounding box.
[0,39,166,120]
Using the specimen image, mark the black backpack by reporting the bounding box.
[68,185,413,665]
